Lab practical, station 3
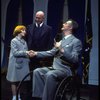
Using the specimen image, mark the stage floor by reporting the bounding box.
[1,73,99,100]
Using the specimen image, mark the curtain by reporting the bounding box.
[67,0,86,81]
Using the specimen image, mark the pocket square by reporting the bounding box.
[65,45,69,47]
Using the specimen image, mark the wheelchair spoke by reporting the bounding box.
[54,76,80,100]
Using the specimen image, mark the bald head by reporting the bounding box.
[35,11,45,24]
[36,11,44,17]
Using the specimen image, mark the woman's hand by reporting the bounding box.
[26,50,37,57]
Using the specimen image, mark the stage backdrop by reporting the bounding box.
[1,0,98,85]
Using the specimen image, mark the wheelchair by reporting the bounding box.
[16,71,33,100]
[16,69,86,100]
[54,72,82,100]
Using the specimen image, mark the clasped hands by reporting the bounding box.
[26,39,64,58]
[26,50,37,57]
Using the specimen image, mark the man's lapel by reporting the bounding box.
[40,24,46,37]
[61,35,74,47]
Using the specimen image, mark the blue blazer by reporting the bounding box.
[36,35,82,71]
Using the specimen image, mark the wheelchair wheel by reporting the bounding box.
[16,71,33,100]
[54,76,80,100]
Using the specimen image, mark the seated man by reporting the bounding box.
[31,19,82,100]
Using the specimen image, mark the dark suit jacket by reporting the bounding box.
[26,23,54,51]
[26,23,54,68]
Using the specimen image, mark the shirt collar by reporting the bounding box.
[16,36,24,42]
[36,22,43,27]
[64,34,72,39]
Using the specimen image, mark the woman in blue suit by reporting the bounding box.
[6,25,33,100]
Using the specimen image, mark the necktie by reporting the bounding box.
[62,37,65,42]
[38,24,40,28]
[63,37,65,40]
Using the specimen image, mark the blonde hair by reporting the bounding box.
[13,25,26,36]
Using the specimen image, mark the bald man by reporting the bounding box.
[27,11,54,70]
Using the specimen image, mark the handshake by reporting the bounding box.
[26,50,37,57]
